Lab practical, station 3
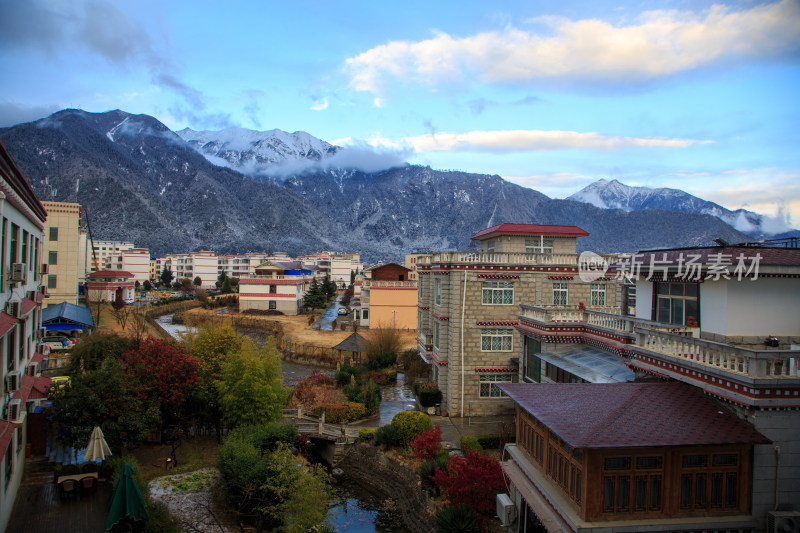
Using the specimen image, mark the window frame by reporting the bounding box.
[480,328,514,352]
[434,278,441,305]
[553,282,568,305]
[590,283,606,306]
[478,373,513,398]
[481,281,514,305]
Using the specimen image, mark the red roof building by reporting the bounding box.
[471,223,590,240]
[499,381,768,532]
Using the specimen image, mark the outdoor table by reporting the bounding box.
[56,471,98,484]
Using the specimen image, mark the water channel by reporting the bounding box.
[155,314,416,532]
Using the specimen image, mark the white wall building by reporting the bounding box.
[0,141,49,533]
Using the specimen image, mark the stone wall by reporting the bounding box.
[339,444,437,533]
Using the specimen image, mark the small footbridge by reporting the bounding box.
[282,408,361,465]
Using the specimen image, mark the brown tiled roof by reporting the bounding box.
[89,270,134,278]
[499,382,770,448]
[0,311,19,336]
[332,332,368,353]
[471,223,589,240]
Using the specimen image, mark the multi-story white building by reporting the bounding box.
[238,260,316,314]
[89,240,134,275]
[154,250,218,288]
[298,251,361,287]
[503,241,800,533]
[217,252,272,279]
[0,142,49,533]
[104,248,150,286]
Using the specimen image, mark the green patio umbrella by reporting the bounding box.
[105,462,149,531]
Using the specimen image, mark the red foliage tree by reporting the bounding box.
[431,449,507,520]
[120,338,201,420]
[411,426,443,460]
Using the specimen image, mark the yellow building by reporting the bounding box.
[358,263,417,330]
[41,201,83,306]
[404,249,432,281]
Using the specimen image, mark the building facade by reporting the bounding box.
[41,201,82,306]
[404,249,432,281]
[85,270,135,303]
[89,240,134,275]
[154,250,218,288]
[358,263,417,330]
[506,242,800,532]
[0,142,49,533]
[416,223,621,417]
[238,260,315,315]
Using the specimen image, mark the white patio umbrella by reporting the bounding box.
[83,426,112,462]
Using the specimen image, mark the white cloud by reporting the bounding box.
[346,0,800,93]
[401,129,709,153]
[311,98,329,111]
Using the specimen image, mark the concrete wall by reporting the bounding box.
[369,286,417,330]
[42,202,81,306]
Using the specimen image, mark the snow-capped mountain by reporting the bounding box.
[568,179,783,237]
[177,127,339,177]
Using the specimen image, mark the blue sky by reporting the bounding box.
[1,0,798,228]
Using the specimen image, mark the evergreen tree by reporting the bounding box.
[322,273,337,300]
[160,267,174,288]
[303,278,326,311]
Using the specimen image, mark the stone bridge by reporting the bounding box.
[282,408,360,465]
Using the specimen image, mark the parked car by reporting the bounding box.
[337,307,349,316]
[52,332,79,347]
[50,376,70,389]
[124,297,135,304]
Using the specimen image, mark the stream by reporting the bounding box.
[156,314,417,532]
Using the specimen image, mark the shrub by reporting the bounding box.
[431,449,506,523]
[419,450,449,490]
[363,351,397,371]
[314,402,366,424]
[435,505,478,533]
[335,364,363,386]
[358,428,376,442]
[359,381,381,415]
[460,436,483,453]
[417,386,443,407]
[391,411,433,445]
[412,426,443,460]
[399,348,430,381]
[476,434,500,450]
[374,424,404,447]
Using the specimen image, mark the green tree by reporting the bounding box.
[193,276,202,287]
[143,280,152,291]
[216,270,228,289]
[303,278,325,311]
[160,267,174,288]
[221,278,233,294]
[67,332,137,375]
[322,273,337,300]
[217,337,286,427]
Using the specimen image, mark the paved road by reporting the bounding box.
[313,295,343,331]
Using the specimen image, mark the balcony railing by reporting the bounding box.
[520,304,622,324]
[242,275,311,281]
[519,305,698,337]
[634,327,799,379]
[363,280,418,288]
[417,252,608,266]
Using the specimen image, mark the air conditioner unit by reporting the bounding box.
[5,301,18,317]
[40,263,49,275]
[6,399,23,423]
[26,361,39,376]
[768,511,800,533]
[496,493,516,527]
[10,263,27,283]
[6,370,22,393]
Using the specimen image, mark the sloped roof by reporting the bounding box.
[365,262,411,272]
[499,382,770,448]
[89,270,134,278]
[471,223,589,240]
[633,245,800,268]
[0,311,19,336]
[332,332,368,353]
[42,302,94,328]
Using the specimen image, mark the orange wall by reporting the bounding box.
[369,287,417,329]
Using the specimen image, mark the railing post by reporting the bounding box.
[297,404,302,419]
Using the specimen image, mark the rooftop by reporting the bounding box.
[471,223,589,241]
[498,382,770,448]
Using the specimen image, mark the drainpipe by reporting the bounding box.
[774,445,781,511]
[460,270,467,417]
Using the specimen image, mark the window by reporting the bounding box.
[4,444,11,489]
[6,327,15,372]
[48,275,57,289]
[486,239,496,253]
[479,374,513,397]
[433,321,440,349]
[49,227,58,241]
[602,455,663,514]
[525,238,553,257]
[482,281,514,305]
[524,337,542,382]
[269,284,277,294]
[553,283,568,305]
[10,224,19,263]
[434,278,441,305]
[590,283,606,306]
[655,282,699,326]
[362,310,369,320]
[268,300,276,310]
[48,251,58,265]
[679,453,739,511]
[481,329,513,351]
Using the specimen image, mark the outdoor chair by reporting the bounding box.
[80,476,97,496]
[58,479,77,500]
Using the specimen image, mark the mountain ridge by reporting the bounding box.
[0,109,754,261]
